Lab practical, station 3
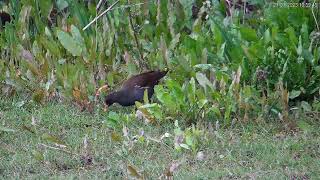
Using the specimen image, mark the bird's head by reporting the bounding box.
[95,84,111,110]
[104,92,116,106]
[104,90,125,107]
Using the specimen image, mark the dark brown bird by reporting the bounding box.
[0,11,12,28]
[105,70,168,106]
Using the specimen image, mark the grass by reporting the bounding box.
[0,98,319,179]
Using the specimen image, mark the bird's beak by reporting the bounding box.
[96,84,109,97]
[95,84,109,111]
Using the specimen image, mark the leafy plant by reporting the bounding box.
[0,0,319,126]
[173,120,204,152]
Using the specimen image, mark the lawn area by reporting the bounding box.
[1,0,320,179]
[0,98,319,179]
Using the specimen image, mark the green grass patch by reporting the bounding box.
[0,98,319,179]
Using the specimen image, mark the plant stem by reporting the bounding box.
[127,0,148,70]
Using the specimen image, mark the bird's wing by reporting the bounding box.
[122,71,155,88]
[122,70,168,89]
[134,85,149,89]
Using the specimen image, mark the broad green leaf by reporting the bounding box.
[240,26,258,42]
[271,26,278,42]
[56,0,68,11]
[193,18,202,33]
[70,25,86,52]
[57,30,82,56]
[45,27,52,37]
[194,64,213,70]
[143,89,149,104]
[167,79,184,103]
[289,90,301,99]
[179,0,193,19]
[198,99,208,109]
[297,36,303,55]
[155,86,176,109]
[201,48,208,64]
[210,106,222,118]
[169,33,181,50]
[180,143,190,150]
[113,8,120,26]
[196,72,213,90]
[285,27,298,45]
[217,42,226,59]
[39,0,52,18]
[187,78,196,102]
[140,103,159,109]
[175,0,185,22]
[185,135,193,146]
[108,111,120,122]
[127,61,138,76]
[264,28,271,44]
[212,24,223,48]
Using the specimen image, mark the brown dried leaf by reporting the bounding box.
[72,87,81,100]
[42,133,66,145]
[32,89,46,104]
[21,125,35,134]
[128,165,142,179]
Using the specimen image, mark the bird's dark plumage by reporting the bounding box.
[105,70,168,106]
[0,12,12,28]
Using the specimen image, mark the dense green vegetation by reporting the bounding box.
[1,99,320,179]
[1,0,320,178]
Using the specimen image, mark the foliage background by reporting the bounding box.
[1,0,320,179]
[0,0,320,132]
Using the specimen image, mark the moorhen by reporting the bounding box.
[105,70,168,106]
